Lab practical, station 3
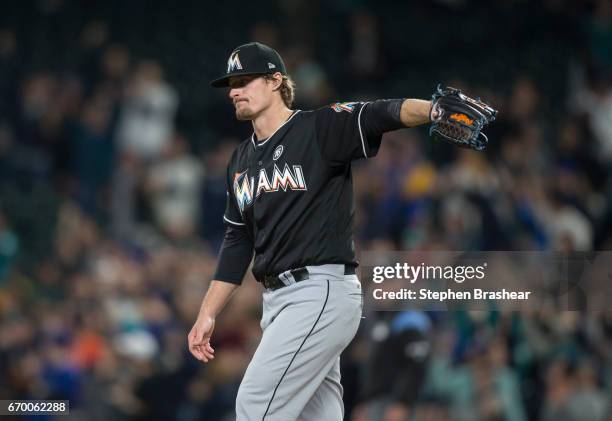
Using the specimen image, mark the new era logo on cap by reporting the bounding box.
[211,42,287,87]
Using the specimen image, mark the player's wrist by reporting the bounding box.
[429,100,440,122]
[197,311,216,323]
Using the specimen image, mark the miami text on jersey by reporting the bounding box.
[234,164,308,212]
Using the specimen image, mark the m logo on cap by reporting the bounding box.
[227,51,243,73]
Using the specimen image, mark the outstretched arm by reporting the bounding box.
[355,98,434,145]
[314,87,496,164]
[399,99,434,127]
[361,87,496,152]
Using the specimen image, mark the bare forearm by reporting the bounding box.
[199,280,239,319]
[400,99,432,127]
[189,280,236,363]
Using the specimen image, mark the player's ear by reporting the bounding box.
[271,72,283,91]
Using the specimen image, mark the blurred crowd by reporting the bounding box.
[0,0,611,420]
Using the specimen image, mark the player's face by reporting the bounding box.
[228,75,275,120]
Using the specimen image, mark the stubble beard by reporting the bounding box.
[235,107,254,121]
[235,101,259,121]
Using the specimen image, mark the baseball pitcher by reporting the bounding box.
[188,42,496,421]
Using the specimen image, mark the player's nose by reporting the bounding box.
[229,87,241,100]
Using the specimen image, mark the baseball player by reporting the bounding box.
[188,42,496,421]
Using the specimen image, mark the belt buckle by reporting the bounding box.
[290,267,308,283]
[263,274,282,290]
[263,267,310,290]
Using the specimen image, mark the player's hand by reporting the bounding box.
[188,314,216,363]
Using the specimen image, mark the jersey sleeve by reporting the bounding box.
[223,191,245,227]
[314,101,381,165]
[213,225,253,285]
[214,156,253,285]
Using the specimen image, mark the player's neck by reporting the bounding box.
[252,103,293,142]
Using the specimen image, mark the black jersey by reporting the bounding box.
[217,101,401,283]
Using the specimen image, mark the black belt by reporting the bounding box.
[261,265,356,291]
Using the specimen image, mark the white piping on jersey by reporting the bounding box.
[251,110,302,148]
[223,215,246,226]
[357,102,370,158]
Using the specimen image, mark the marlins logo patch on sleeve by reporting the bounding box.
[331,102,359,113]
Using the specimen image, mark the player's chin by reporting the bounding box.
[235,108,254,121]
[236,111,253,121]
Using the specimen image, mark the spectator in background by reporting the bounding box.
[250,21,281,51]
[284,45,333,107]
[574,74,612,161]
[584,0,612,72]
[69,91,116,217]
[145,134,204,240]
[540,358,576,421]
[98,44,131,101]
[347,10,385,82]
[508,77,541,127]
[563,360,610,421]
[0,212,18,283]
[355,311,432,421]
[543,191,594,252]
[14,72,57,179]
[116,61,178,162]
[78,21,111,94]
[573,0,612,164]
[0,122,17,182]
[0,29,18,122]
[110,152,142,242]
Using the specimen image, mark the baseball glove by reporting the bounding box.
[429,85,498,151]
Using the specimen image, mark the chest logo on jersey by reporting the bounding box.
[233,164,308,212]
[273,145,284,161]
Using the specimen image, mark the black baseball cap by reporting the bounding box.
[210,42,287,88]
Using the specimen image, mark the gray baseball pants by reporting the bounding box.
[235,264,363,421]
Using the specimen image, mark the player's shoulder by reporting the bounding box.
[306,101,368,117]
[328,101,366,113]
[300,102,369,133]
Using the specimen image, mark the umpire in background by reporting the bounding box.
[187,42,494,420]
[356,311,432,421]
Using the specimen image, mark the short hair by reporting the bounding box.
[265,74,295,108]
